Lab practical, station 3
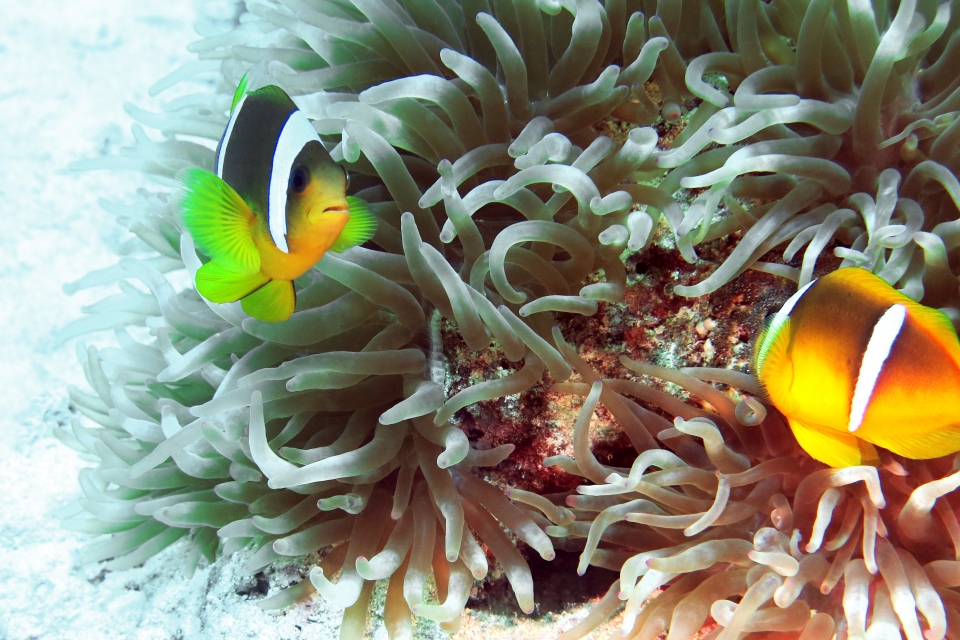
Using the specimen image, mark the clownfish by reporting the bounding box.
[178,75,376,322]
[752,267,960,468]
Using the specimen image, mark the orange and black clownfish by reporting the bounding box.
[752,267,960,468]
[177,74,377,322]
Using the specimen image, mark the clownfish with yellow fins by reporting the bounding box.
[752,267,960,468]
[178,74,376,322]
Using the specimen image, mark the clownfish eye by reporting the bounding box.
[289,166,308,193]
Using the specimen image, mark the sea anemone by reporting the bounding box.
[543,346,960,639]
[58,0,960,637]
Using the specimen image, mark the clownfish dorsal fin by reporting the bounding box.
[834,267,960,368]
[230,73,249,114]
[229,62,275,111]
[907,303,960,369]
[178,167,260,275]
[249,84,293,106]
[328,196,378,253]
[788,417,876,467]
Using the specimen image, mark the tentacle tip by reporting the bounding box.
[446,552,458,563]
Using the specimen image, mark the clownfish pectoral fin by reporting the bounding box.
[241,280,296,322]
[869,423,960,461]
[788,417,875,468]
[196,261,268,304]
[328,196,378,253]
[178,167,260,275]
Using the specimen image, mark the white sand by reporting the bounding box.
[0,2,349,637]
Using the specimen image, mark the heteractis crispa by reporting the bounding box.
[58,0,960,638]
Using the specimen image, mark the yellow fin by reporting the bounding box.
[329,196,378,253]
[241,280,296,322]
[788,417,868,467]
[869,423,960,460]
[179,167,260,274]
[196,261,268,304]
[858,439,880,467]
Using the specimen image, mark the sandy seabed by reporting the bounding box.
[0,1,348,638]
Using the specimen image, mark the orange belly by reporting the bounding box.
[252,214,347,281]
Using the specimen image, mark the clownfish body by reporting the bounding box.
[178,75,376,322]
[753,267,960,468]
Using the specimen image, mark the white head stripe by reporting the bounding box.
[777,278,817,322]
[268,110,320,253]
[848,304,907,432]
[216,94,248,178]
[755,279,817,376]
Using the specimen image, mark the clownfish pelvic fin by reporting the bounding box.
[788,417,880,468]
[180,167,298,322]
[240,280,296,323]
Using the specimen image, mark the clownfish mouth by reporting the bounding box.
[307,203,350,226]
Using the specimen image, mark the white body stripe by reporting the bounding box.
[216,94,248,178]
[268,110,320,253]
[848,303,907,432]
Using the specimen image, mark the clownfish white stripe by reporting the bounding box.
[777,278,817,322]
[848,303,907,433]
[216,94,248,179]
[268,110,321,253]
[755,279,817,377]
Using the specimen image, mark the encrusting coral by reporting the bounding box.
[57,0,960,637]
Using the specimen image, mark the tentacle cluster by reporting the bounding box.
[59,0,960,637]
[547,353,960,640]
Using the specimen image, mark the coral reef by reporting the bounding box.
[58,0,960,638]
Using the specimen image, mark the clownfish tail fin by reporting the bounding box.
[241,280,296,323]
[329,196,378,253]
[178,167,260,275]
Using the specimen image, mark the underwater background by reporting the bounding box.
[0,1,343,638]
[8,0,960,638]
